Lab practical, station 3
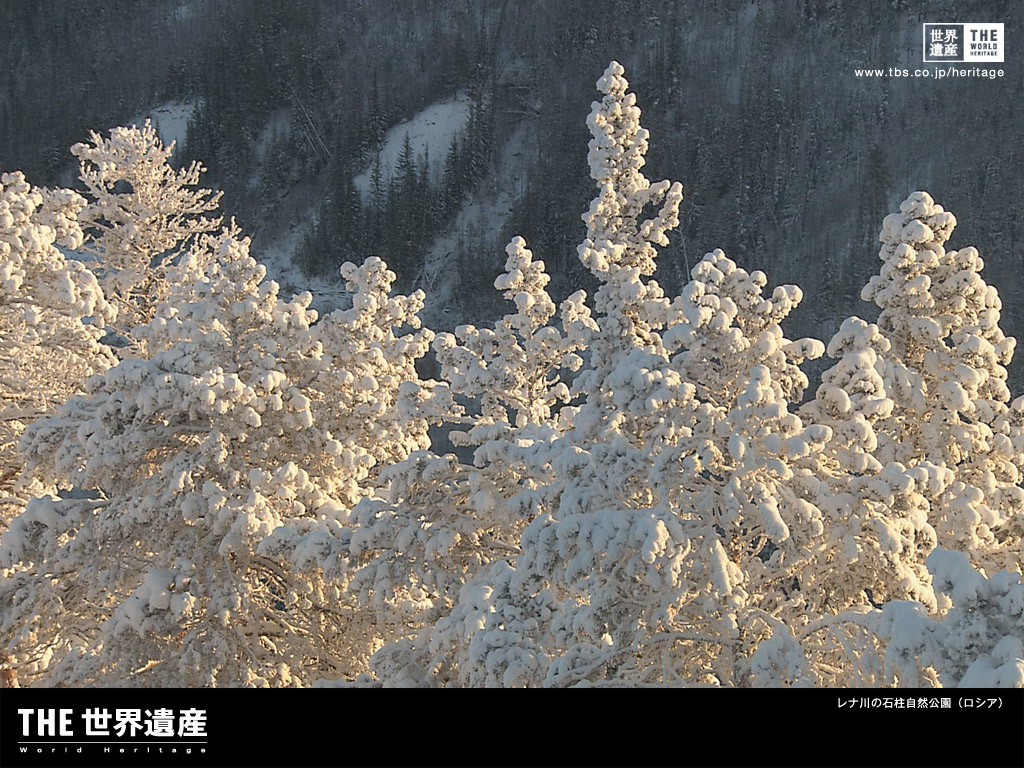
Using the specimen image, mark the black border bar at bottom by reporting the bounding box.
[2,687,1022,768]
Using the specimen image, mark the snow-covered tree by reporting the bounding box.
[0,172,115,527]
[351,236,590,684]
[0,236,439,686]
[788,193,1024,687]
[362,61,831,688]
[310,257,446,486]
[802,317,893,477]
[263,257,457,655]
[365,62,705,687]
[572,61,683,409]
[366,63,1023,690]
[430,235,593,537]
[798,317,939,615]
[649,249,839,686]
[870,549,1024,687]
[465,62,699,687]
[72,121,222,338]
[5,61,1023,691]
[862,191,1024,575]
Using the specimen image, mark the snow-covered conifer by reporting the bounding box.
[0,237,436,686]
[282,256,447,493]
[373,62,701,688]
[264,257,457,626]
[798,317,939,615]
[0,172,115,526]
[435,236,592,518]
[802,317,893,476]
[874,550,1024,687]
[350,238,588,682]
[573,61,683,403]
[72,121,222,338]
[6,56,1022,692]
[863,192,1023,574]
[650,250,836,684]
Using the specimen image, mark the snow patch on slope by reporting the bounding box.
[173,3,197,22]
[128,101,196,157]
[353,96,472,202]
[257,224,351,317]
[420,119,535,327]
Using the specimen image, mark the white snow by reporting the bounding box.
[9,59,1024,692]
[173,3,197,22]
[128,101,195,157]
[256,224,350,316]
[353,95,472,201]
[418,119,534,322]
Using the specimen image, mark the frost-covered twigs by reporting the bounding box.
[863,191,1023,575]
[72,121,222,341]
[0,172,115,527]
[1,233,445,685]
[2,62,1023,688]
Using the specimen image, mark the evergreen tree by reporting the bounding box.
[863,192,1024,575]
[0,236,442,686]
[369,61,696,687]
[71,121,222,341]
[367,235,595,687]
[0,172,115,528]
[2,52,1022,692]
[800,317,938,616]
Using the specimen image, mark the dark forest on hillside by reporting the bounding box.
[2,0,1021,373]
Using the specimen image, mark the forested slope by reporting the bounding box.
[3,2,1020,364]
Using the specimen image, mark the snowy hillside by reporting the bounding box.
[418,118,535,321]
[353,95,471,201]
[7,1,1022,381]
[129,101,195,154]
[4,61,1022,694]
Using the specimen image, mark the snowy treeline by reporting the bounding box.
[9,2,1024,357]
[1,64,1022,688]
